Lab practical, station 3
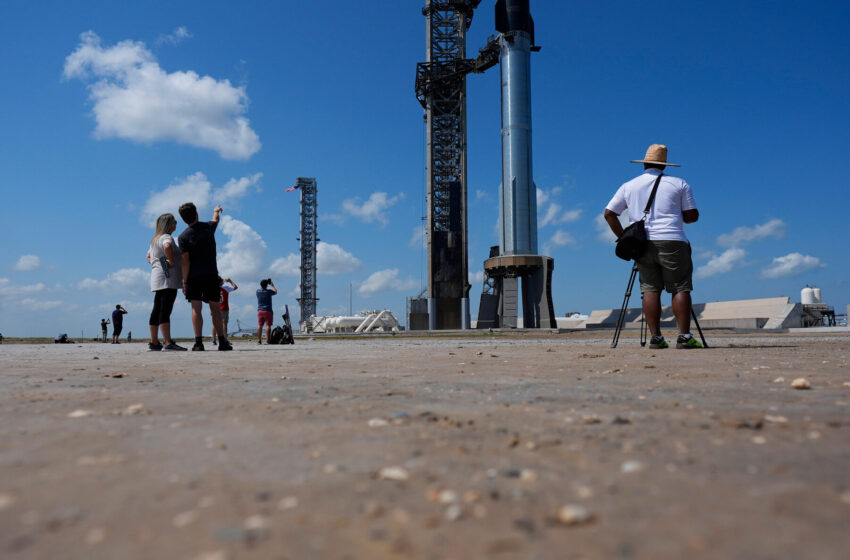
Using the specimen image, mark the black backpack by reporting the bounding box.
[269,326,284,344]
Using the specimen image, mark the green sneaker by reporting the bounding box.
[676,334,702,349]
[649,335,669,349]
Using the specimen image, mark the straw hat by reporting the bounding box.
[631,144,680,167]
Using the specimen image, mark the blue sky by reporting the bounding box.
[1,1,848,337]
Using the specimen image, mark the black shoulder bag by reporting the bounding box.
[615,173,663,261]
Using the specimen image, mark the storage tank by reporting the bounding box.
[801,287,815,304]
[812,287,822,303]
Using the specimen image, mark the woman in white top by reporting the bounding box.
[146,213,186,351]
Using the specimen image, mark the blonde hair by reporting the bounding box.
[151,213,177,248]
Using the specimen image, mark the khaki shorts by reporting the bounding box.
[220,309,229,326]
[636,240,693,294]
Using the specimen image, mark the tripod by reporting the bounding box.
[611,264,708,349]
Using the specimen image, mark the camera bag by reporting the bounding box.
[615,172,663,261]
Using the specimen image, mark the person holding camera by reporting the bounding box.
[603,144,701,349]
[177,202,232,351]
[256,278,277,344]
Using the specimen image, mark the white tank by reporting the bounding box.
[801,287,815,304]
[812,287,822,303]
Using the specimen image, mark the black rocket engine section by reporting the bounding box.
[495,0,534,44]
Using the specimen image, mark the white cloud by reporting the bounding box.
[156,26,193,46]
[717,219,785,248]
[19,298,64,311]
[560,209,582,223]
[761,253,824,279]
[408,225,426,249]
[469,270,485,286]
[695,248,747,279]
[341,192,403,226]
[64,31,260,160]
[318,242,360,275]
[78,268,149,294]
[358,269,417,296]
[475,189,489,202]
[537,187,581,227]
[0,278,46,297]
[539,202,562,227]
[544,230,577,253]
[594,213,629,242]
[141,171,262,226]
[13,255,41,271]
[269,254,301,277]
[217,216,267,281]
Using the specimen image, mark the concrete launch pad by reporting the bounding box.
[1,334,849,559]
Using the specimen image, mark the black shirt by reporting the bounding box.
[112,309,124,326]
[178,221,219,278]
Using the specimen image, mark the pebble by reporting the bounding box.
[519,469,539,482]
[620,460,644,474]
[843,382,850,388]
[121,403,145,416]
[791,378,811,390]
[764,415,788,424]
[581,415,601,425]
[68,409,93,418]
[0,493,15,510]
[840,490,850,505]
[173,510,199,528]
[752,436,767,445]
[243,514,269,531]
[278,496,298,510]
[445,504,463,521]
[556,504,594,526]
[772,377,785,383]
[368,418,389,427]
[378,466,409,481]
[85,527,106,544]
[437,490,459,504]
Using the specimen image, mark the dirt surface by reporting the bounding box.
[1,332,849,560]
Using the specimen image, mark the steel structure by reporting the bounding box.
[414,0,498,330]
[295,177,318,332]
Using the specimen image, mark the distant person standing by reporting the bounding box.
[604,144,701,349]
[147,213,186,351]
[111,305,128,343]
[256,278,277,344]
[212,277,238,345]
[100,318,110,343]
[177,202,232,351]
[127,331,132,343]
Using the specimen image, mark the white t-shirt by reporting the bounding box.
[606,169,697,242]
[148,234,183,291]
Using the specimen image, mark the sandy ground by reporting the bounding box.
[1,332,849,560]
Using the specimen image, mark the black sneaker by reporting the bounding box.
[192,342,205,351]
[649,335,669,349]
[148,342,163,351]
[218,341,233,351]
[163,343,187,351]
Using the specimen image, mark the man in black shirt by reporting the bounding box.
[111,304,128,343]
[177,202,232,351]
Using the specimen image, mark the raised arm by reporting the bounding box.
[212,204,223,224]
[270,280,278,295]
[228,278,238,291]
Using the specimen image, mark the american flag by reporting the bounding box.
[285,184,300,192]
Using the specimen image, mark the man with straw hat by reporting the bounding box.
[603,144,701,349]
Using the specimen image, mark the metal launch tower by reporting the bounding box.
[414,0,499,330]
[296,177,318,332]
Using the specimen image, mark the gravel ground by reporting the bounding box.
[1,332,849,560]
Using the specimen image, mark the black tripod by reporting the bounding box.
[611,264,708,349]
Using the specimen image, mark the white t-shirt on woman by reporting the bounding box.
[148,234,183,291]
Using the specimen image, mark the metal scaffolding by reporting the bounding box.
[414,0,498,329]
[296,177,318,331]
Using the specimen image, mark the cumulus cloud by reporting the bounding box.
[141,171,261,226]
[268,242,360,278]
[64,31,260,160]
[537,187,580,227]
[761,253,824,279]
[19,298,64,311]
[13,255,41,271]
[78,268,149,294]
[695,248,747,279]
[156,26,193,46]
[543,230,577,253]
[341,192,403,226]
[408,225,426,249]
[0,278,46,297]
[717,219,785,248]
[216,216,267,281]
[358,269,417,296]
[318,242,360,275]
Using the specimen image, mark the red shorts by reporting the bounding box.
[257,310,274,328]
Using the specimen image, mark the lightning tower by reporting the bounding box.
[296,177,318,332]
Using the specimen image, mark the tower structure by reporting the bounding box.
[414,0,498,330]
[296,177,318,332]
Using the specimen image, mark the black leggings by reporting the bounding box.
[149,289,178,326]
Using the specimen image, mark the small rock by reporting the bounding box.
[121,403,144,416]
[173,510,199,528]
[444,504,463,521]
[110,372,127,378]
[323,463,339,474]
[601,368,622,374]
[752,436,767,445]
[368,418,389,427]
[840,490,850,505]
[557,504,594,526]
[519,469,539,482]
[378,466,409,481]
[438,490,459,504]
[791,378,811,390]
[0,493,15,510]
[243,514,269,531]
[612,416,631,425]
[843,382,850,388]
[620,460,644,474]
[772,377,786,383]
[581,416,601,425]
[85,527,106,544]
[764,415,788,424]
[277,496,298,510]
[68,409,93,418]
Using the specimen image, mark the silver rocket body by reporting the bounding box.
[499,31,537,256]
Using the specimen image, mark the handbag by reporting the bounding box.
[615,172,663,261]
